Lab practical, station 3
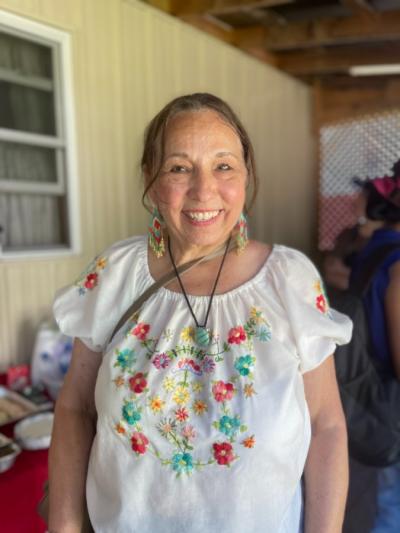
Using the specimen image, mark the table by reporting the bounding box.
[0,376,48,533]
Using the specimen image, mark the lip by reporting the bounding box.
[182,209,223,226]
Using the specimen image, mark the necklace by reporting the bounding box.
[167,236,231,347]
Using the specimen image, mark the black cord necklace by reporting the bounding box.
[167,236,231,347]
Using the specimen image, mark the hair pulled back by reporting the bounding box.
[141,93,258,214]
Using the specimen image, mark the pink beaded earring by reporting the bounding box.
[148,207,165,258]
[234,212,248,254]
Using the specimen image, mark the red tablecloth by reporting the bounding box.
[0,377,48,533]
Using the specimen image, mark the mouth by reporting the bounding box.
[183,210,222,224]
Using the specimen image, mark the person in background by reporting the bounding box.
[48,93,352,533]
[350,171,400,533]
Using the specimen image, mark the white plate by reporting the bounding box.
[14,412,54,450]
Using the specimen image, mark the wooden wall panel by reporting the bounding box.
[0,0,314,369]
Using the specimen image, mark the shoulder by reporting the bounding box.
[101,235,147,263]
[269,244,319,279]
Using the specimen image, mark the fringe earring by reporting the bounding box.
[148,208,165,258]
[234,212,248,254]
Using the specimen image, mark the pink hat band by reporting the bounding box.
[371,176,400,207]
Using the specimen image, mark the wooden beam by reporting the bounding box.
[277,44,400,75]
[264,11,400,50]
[178,14,235,43]
[170,0,294,16]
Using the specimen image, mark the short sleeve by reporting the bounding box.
[53,236,149,352]
[271,247,353,374]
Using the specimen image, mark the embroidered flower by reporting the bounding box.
[228,326,247,345]
[250,307,264,324]
[192,399,208,416]
[213,442,235,466]
[244,383,256,398]
[132,322,150,340]
[218,415,241,438]
[177,358,202,376]
[122,402,141,425]
[182,425,196,441]
[257,324,272,341]
[234,355,254,377]
[158,418,177,437]
[172,452,194,474]
[84,272,98,290]
[129,372,147,394]
[152,353,170,369]
[113,376,125,388]
[131,432,149,454]
[162,328,174,342]
[172,386,190,406]
[96,257,107,269]
[212,381,235,403]
[242,435,255,448]
[180,326,195,343]
[149,396,165,414]
[316,294,328,314]
[115,348,136,370]
[201,356,216,374]
[163,376,176,392]
[192,381,203,393]
[115,422,126,435]
[175,407,189,422]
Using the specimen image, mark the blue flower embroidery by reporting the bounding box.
[218,415,241,438]
[115,349,136,370]
[257,325,272,342]
[172,452,194,474]
[234,355,254,376]
[122,402,141,425]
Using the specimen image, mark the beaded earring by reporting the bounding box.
[234,212,248,254]
[148,207,165,258]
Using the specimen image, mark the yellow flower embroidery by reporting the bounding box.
[180,326,195,343]
[244,383,256,398]
[149,396,165,413]
[115,422,126,435]
[163,376,175,392]
[113,376,125,388]
[96,257,107,270]
[250,307,264,324]
[192,381,203,394]
[172,386,190,406]
[192,399,208,415]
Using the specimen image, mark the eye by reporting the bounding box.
[170,165,190,173]
[216,163,233,171]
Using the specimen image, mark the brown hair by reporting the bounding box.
[141,93,258,214]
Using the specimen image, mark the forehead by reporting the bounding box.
[163,109,242,152]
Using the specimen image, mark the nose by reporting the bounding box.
[189,167,217,201]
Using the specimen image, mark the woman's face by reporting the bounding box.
[150,109,248,253]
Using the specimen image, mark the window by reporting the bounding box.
[0,10,80,258]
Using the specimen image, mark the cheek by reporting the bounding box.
[154,183,187,211]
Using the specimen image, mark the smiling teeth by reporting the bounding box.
[187,210,219,221]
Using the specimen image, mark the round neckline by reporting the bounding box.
[143,236,277,302]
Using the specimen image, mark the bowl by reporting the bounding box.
[14,412,54,450]
[0,437,21,473]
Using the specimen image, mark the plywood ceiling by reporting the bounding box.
[142,0,400,87]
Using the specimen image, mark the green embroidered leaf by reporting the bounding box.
[240,425,248,432]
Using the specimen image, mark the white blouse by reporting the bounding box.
[53,235,352,533]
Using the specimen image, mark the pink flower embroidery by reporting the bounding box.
[131,432,149,454]
[316,294,328,314]
[212,381,235,403]
[84,272,98,290]
[228,326,246,345]
[133,323,150,340]
[129,372,147,394]
[213,442,235,466]
[175,407,189,422]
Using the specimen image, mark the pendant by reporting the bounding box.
[195,327,210,347]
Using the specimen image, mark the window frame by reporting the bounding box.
[0,9,80,260]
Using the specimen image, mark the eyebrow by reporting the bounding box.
[164,151,239,160]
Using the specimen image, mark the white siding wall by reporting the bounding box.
[0,0,315,369]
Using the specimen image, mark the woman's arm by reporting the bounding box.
[303,355,348,533]
[48,338,102,533]
[385,260,400,380]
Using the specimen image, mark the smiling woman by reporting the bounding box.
[49,93,353,533]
